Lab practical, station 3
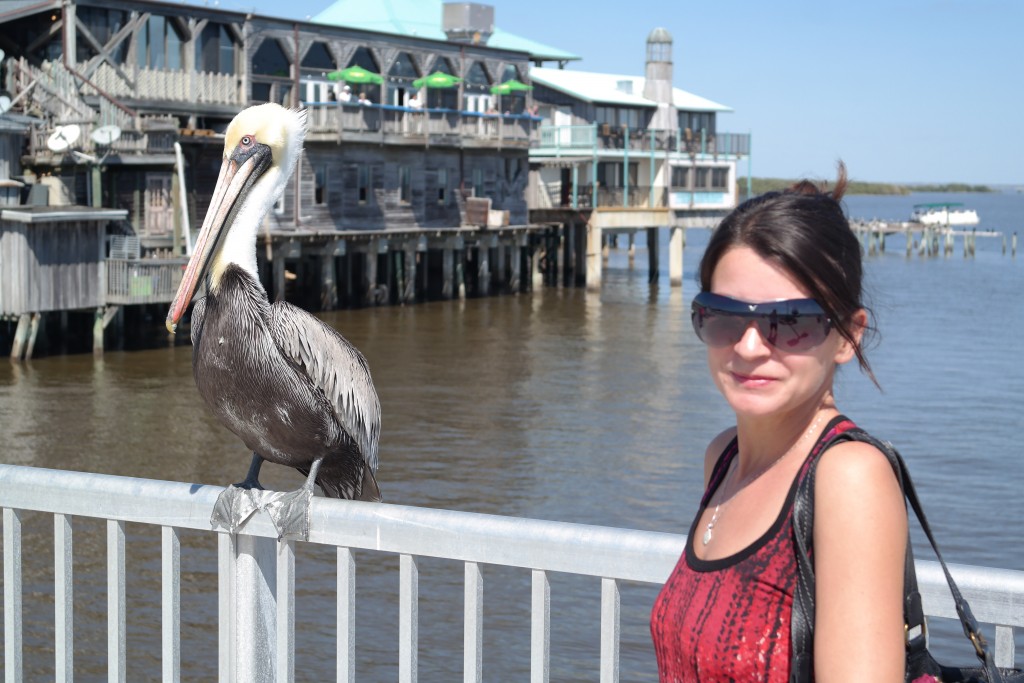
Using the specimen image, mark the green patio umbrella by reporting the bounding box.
[490,79,533,95]
[326,65,384,85]
[412,72,461,89]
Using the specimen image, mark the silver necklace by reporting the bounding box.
[701,412,826,546]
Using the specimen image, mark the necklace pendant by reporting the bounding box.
[702,528,712,545]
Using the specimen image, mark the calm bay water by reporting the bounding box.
[0,191,1022,679]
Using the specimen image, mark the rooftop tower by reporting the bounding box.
[643,27,676,130]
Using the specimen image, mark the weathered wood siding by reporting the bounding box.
[260,143,530,233]
[0,219,104,315]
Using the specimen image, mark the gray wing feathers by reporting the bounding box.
[268,303,381,471]
[190,297,207,347]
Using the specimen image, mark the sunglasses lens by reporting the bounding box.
[773,313,830,351]
[691,294,831,352]
[693,310,746,347]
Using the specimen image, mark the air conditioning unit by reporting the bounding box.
[443,3,494,44]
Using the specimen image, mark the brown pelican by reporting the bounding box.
[166,103,381,540]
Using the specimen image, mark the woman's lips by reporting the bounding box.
[731,371,776,386]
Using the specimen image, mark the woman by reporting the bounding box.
[650,166,908,681]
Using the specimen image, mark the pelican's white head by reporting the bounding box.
[167,104,306,332]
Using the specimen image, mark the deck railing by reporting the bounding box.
[303,102,538,147]
[535,124,751,158]
[105,258,186,305]
[1,464,1021,682]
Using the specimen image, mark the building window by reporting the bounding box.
[358,166,370,204]
[137,15,184,70]
[671,167,690,188]
[252,39,290,78]
[437,168,448,205]
[695,167,710,189]
[197,23,236,75]
[77,8,127,63]
[711,168,729,190]
[398,165,411,204]
[472,168,484,198]
[314,165,327,205]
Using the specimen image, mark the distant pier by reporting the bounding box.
[850,219,1012,258]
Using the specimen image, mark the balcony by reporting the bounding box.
[304,102,539,150]
[534,124,751,159]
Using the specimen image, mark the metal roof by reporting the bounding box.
[530,67,733,112]
[313,0,579,62]
[0,0,60,23]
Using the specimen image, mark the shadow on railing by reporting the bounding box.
[1,463,1020,682]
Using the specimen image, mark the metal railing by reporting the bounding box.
[1,463,1022,682]
[535,124,751,158]
[105,258,186,305]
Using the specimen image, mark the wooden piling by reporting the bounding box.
[477,242,491,297]
[647,227,660,283]
[510,240,522,293]
[10,314,30,361]
[668,226,684,287]
[24,313,41,361]
[442,245,454,299]
[402,243,417,304]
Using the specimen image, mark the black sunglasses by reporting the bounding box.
[691,292,832,352]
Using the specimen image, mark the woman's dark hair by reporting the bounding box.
[698,162,877,386]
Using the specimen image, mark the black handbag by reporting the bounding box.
[789,427,1022,683]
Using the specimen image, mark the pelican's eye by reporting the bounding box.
[240,135,254,148]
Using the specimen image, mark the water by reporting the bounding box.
[0,191,1022,679]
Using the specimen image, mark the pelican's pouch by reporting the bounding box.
[788,427,1023,683]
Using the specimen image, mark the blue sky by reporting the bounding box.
[213,0,1021,184]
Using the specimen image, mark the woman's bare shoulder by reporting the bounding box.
[702,427,737,485]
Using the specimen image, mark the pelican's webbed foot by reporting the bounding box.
[210,453,265,533]
[210,486,262,534]
[264,487,314,541]
[265,457,323,541]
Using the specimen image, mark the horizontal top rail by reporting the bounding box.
[1,463,1023,629]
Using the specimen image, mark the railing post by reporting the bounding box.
[108,520,126,683]
[4,508,22,683]
[55,514,73,683]
[531,569,550,683]
[231,534,278,683]
[623,127,630,208]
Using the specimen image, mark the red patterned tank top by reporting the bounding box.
[649,416,854,682]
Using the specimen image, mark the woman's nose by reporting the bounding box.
[735,321,772,356]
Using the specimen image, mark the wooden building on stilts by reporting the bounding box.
[0,0,579,357]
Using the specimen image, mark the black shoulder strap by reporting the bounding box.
[788,427,1003,683]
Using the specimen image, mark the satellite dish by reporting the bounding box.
[47,124,81,152]
[91,124,122,146]
[0,95,11,115]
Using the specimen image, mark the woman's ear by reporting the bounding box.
[834,309,867,365]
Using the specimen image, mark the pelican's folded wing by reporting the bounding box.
[267,302,381,471]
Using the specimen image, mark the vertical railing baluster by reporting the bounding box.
[600,578,620,683]
[3,508,23,683]
[276,539,295,683]
[161,526,180,683]
[54,513,73,682]
[337,548,355,683]
[995,625,1015,668]
[531,569,550,683]
[463,562,482,683]
[108,520,126,683]
[399,554,418,683]
[217,533,235,682]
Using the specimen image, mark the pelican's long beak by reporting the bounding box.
[165,147,271,333]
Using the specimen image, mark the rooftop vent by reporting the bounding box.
[443,3,494,45]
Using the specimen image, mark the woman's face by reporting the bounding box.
[705,246,858,420]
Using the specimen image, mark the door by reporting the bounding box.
[144,173,173,236]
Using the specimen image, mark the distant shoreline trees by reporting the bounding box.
[742,178,994,196]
